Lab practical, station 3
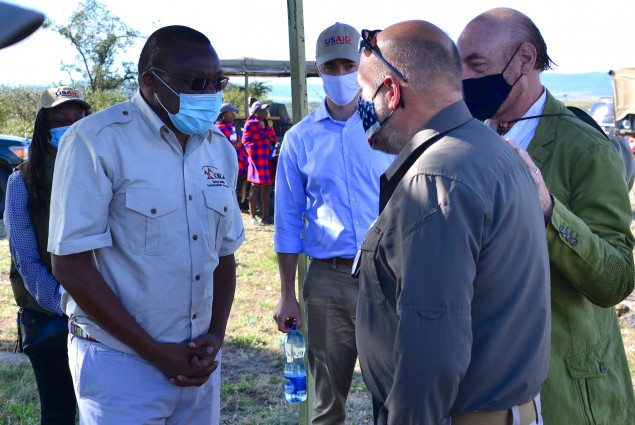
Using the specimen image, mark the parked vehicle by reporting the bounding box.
[609,68,635,153]
[0,134,29,216]
[588,97,615,134]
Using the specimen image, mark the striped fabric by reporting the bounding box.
[216,120,248,176]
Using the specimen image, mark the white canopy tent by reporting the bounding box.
[221,56,319,115]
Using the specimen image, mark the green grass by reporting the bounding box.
[562,98,595,112]
[0,363,40,425]
[0,214,373,424]
[1,210,633,424]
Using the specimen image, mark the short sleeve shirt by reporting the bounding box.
[48,91,245,354]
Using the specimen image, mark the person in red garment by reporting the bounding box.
[216,103,248,177]
[242,100,277,225]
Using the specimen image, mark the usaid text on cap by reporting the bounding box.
[56,88,80,98]
[325,35,352,46]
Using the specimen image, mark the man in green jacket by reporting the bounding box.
[458,8,635,425]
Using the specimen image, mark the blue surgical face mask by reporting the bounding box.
[357,83,395,147]
[49,125,70,149]
[153,71,222,135]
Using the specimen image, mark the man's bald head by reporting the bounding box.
[458,8,552,124]
[367,20,462,95]
[357,20,463,153]
[462,8,554,72]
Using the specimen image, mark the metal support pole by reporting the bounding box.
[287,0,309,123]
[243,75,249,116]
[287,1,312,423]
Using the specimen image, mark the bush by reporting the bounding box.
[0,86,130,138]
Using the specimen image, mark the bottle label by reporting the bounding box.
[284,373,307,396]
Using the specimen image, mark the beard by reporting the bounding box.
[370,106,402,154]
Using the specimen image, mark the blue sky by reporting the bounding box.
[1,0,633,87]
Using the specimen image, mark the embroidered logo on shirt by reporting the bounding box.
[202,165,228,188]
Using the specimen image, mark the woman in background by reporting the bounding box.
[5,86,90,425]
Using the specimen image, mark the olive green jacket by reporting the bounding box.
[528,91,635,425]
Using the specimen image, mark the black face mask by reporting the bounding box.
[462,46,522,121]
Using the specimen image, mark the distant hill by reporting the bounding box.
[542,71,614,100]
[267,72,615,104]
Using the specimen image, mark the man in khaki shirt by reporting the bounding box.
[48,25,244,424]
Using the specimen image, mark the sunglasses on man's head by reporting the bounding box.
[358,29,408,83]
[150,67,229,92]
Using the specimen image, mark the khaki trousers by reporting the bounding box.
[303,260,359,425]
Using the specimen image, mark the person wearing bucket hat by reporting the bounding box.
[242,100,277,225]
[4,85,90,425]
[272,22,395,424]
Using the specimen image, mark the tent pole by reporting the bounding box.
[287,0,309,123]
[287,1,312,424]
[244,74,249,116]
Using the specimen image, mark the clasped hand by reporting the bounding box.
[153,333,221,387]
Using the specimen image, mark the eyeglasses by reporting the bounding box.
[150,67,229,92]
[358,29,408,83]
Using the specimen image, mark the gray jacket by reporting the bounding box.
[356,101,551,424]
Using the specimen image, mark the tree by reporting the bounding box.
[0,86,41,137]
[0,86,130,138]
[45,0,140,92]
[223,81,272,115]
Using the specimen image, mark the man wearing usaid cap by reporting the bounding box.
[273,22,395,424]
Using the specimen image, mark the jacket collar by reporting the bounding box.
[384,100,472,181]
[527,90,572,166]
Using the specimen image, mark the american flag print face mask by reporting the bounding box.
[356,82,396,147]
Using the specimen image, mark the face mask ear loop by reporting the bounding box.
[501,44,523,74]
[154,92,176,116]
[151,71,181,116]
[500,45,525,89]
[151,70,180,97]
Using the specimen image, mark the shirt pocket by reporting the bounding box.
[125,189,179,256]
[203,189,231,252]
[359,225,386,304]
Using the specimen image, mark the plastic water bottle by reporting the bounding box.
[283,322,307,402]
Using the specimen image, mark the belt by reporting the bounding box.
[69,320,99,343]
[452,399,537,425]
[310,257,355,268]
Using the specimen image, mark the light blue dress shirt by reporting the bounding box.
[274,100,395,258]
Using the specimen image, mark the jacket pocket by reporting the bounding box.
[359,225,386,304]
[203,189,230,252]
[565,336,626,424]
[125,189,179,256]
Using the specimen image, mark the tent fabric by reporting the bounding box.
[612,68,635,121]
[221,57,319,78]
